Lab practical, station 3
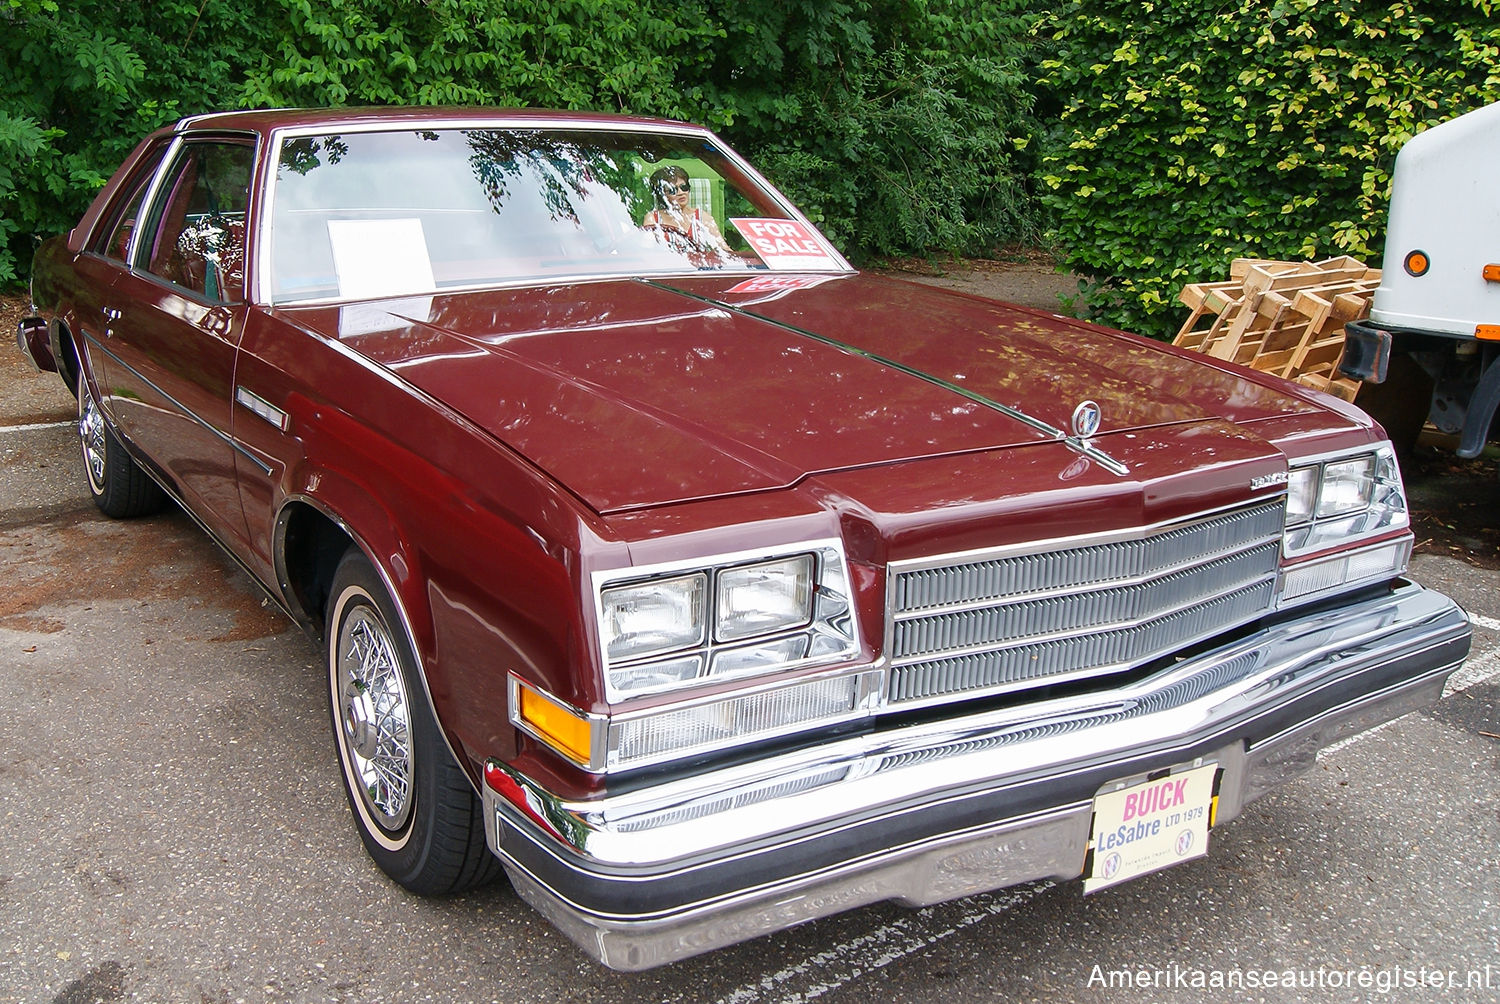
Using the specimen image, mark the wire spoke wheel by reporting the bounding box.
[324,550,501,894]
[336,605,415,833]
[79,389,109,495]
[74,375,166,518]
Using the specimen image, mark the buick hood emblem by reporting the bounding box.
[1071,400,1102,439]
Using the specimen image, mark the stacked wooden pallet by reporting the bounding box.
[1172,256,1380,402]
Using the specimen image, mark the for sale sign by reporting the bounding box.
[725,274,838,295]
[731,218,841,270]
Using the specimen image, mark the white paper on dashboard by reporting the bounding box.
[337,295,435,339]
[326,218,437,299]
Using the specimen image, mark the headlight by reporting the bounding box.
[511,541,866,773]
[715,555,814,642]
[1285,465,1318,525]
[1316,455,1377,518]
[595,542,860,701]
[600,574,706,662]
[1278,444,1411,606]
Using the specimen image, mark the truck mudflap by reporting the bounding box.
[1339,319,1392,383]
[1456,352,1500,458]
[481,579,1470,970]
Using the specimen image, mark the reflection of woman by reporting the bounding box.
[642,166,731,262]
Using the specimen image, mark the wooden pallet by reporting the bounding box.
[1173,256,1379,402]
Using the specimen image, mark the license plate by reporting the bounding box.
[1084,763,1217,893]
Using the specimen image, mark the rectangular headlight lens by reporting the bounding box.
[608,655,703,696]
[601,573,706,662]
[1279,445,1410,601]
[1286,466,1318,525]
[1316,455,1376,517]
[715,554,815,642]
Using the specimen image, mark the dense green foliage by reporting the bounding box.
[0,0,1039,285]
[1037,0,1500,336]
[8,0,1500,334]
[689,1,1039,255]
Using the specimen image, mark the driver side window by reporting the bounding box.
[135,140,254,302]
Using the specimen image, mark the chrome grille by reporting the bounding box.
[887,502,1283,706]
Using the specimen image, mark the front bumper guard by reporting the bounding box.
[482,580,1469,970]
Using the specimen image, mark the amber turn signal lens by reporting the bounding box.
[1483,264,1500,283]
[518,686,593,765]
[1477,325,1500,341]
[1403,250,1430,277]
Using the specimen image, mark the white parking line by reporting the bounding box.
[1468,611,1500,633]
[1440,641,1500,697]
[706,882,1051,1004]
[0,420,72,434]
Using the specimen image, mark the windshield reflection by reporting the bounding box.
[269,128,831,302]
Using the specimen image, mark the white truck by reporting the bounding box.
[1341,99,1500,457]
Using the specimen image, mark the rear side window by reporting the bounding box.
[90,144,169,262]
[135,140,255,302]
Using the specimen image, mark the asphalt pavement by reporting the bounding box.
[2,347,1497,1004]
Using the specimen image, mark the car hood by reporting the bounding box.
[284,273,1324,513]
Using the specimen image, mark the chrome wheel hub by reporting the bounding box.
[79,392,107,492]
[336,606,414,832]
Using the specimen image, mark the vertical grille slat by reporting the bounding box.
[888,502,1284,705]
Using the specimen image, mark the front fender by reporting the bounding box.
[272,474,481,790]
[274,468,427,647]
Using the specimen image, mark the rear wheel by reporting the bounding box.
[78,376,167,518]
[326,548,501,895]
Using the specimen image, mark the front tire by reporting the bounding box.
[78,376,167,518]
[326,548,501,895]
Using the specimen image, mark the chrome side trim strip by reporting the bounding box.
[646,279,1131,476]
[81,332,274,476]
[124,135,183,269]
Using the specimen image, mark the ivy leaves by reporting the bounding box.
[1037,0,1500,338]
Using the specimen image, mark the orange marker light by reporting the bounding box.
[518,686,594,765]
[1477,325,1500,341]
[1403,250,1430,277]
[1484,264,1500,283]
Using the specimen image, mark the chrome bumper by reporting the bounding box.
[482,580,1470,970]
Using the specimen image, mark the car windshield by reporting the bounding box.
[267,127,845,303]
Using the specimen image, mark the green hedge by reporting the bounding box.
[0,0,1040,286]
[13,0,1495,322]
[1036,0,1500,337]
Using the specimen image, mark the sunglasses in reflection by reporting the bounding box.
[659,181,692,194]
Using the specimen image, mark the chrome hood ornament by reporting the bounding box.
[1071,400,1102,440]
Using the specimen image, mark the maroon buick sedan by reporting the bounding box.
[16,108,1471,969]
